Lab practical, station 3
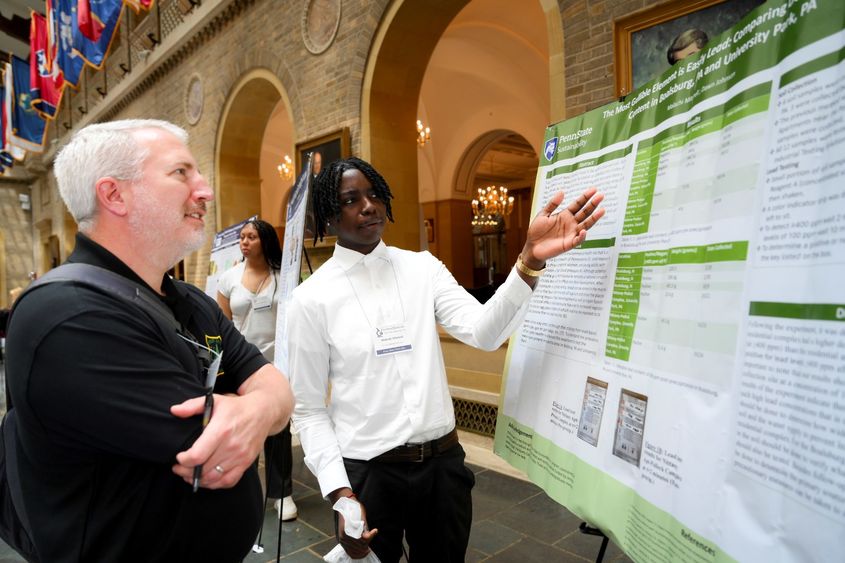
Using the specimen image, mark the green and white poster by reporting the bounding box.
[495,1,845,561]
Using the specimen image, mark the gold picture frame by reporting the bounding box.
[613,0,764,97]
[295,127,351,177]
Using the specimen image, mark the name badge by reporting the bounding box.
[252,294,273,311]
[374,323,413,356]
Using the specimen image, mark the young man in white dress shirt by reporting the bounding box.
[286,157,604,562]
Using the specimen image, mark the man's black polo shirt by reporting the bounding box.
[6,233,269,562]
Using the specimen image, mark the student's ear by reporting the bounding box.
[95,177,129,217]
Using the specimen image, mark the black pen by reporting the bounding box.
[192,388,214,492]
[185,344,221,493]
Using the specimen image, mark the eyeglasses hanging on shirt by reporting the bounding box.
[177,333,223,492]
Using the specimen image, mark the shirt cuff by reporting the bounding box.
[500,265,535,303]
[316,461,353,500]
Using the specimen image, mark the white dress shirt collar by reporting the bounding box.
[332,240,389,271]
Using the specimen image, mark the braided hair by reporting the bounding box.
[243,218,283,271]
[311,157,394,244]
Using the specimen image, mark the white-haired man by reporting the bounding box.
[5,120,293,562]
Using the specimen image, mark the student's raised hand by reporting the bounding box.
[520,188,605,266]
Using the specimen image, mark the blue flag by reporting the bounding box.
[53,0,85,87]
[10,57,47,152]
[2,67,27,162]
[72,0,124,69]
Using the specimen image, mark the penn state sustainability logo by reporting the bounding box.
[544,137,558,162]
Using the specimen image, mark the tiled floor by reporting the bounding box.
[238,443,633,563]
[0,443,633,563]
[0,358,633,562]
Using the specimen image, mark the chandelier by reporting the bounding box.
[277,154,293,181]
[472,186,514,227]
[416,119,431,147]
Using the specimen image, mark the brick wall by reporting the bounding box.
[560,0,653,117]
[88,0,391,284]
[104,0,389,173]
[15,0,666,288]
[0,180,34,307]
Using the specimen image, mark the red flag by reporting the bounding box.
[77,0,104,42]
[30,11,65,119]
[125,0,155,11]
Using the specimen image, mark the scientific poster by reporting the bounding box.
[273,154,313,373]
[495,1,845,561]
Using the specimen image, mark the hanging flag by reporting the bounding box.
[0,80,16,168]
[77,0,104,42]
[124,0,155,12]
[45,0,59,72]
[72,0,124,69]
[53,0,84,87]
[31,11,65,119]
[9,57,47,153]
[0,78,6,151]
[2,64,28,161]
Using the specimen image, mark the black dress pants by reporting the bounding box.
[343,443,475,563]
[264,423,293,498]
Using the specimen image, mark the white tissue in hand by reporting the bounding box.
[333,496,365,538]
[323,544,381,563]
[323,497,381,563]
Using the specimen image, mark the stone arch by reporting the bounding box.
[362,0,563,254]
[453,129,538,286]
[453,129,515,196]
[214,68,296,230]
[361,0,470,251]
[539,0,567,122]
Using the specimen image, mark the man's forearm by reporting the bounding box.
[238,363,293,434]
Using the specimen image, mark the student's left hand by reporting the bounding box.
[520,188,605,267]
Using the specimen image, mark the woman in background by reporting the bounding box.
[217,218,297,521]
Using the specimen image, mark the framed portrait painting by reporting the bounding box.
[294,128,350,244]
[295,127,351,178]
[613,0,765,97]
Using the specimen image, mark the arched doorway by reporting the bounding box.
[363,0,560,286]
[465,133,537,287]
[215,69,295,232]
[361,1,468,252]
